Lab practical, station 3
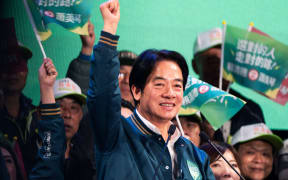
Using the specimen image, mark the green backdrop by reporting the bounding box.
[2,0,288,130]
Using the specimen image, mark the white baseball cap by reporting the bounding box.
[231,123,283,151]
[53,78,87,105]
[193,28,222,55]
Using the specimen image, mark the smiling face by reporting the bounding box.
[210,149,241,180]
[237,140,273,180]
[132,60,183,123]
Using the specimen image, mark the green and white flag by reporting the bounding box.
[223,25,288,100]
[26,0,93,41]
[181,75,245,130]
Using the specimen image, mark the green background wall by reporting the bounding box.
[2,0,288,130]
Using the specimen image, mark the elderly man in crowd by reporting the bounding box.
[232,123,283,180]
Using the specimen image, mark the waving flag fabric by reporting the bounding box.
[26,0,93,41]
[223,25,288,105]
[250,26,288,105]
[181,75,245,130]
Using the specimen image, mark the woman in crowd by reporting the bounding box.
[200,141,242,180]
[0,136,25,180]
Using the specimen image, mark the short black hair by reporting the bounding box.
[129,49,189,105]
[118,50,137,66]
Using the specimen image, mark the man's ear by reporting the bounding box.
[192,58,199,75]
[131,85,141,101]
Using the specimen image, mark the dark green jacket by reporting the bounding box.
[29,103,65,180]
[88,31,215,180]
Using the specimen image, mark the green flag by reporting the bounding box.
[223,25,288,100]
[27,0,93,41]
[181,75,245,130]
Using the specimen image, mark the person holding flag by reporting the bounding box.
[192,28,265,142]
[87,0,215,179]
[29,57,65,180]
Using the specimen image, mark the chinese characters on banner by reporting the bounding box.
[26,0,93,40]
[250,27,288,105]
[223,25,288,105]
[181,75,245,130]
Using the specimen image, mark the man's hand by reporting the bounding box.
[38,58,57,104]
[80,20,95,55]
[100,0,120,35]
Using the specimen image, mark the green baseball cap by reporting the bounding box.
[231,123,283,151]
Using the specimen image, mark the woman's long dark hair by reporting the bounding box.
[0,136,25,180]
[200,141,242,174]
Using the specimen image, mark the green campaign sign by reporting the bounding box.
[27,0,93,40]
[181,75,245,130]
[223,25,288,100]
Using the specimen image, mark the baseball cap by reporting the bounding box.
[193,28,222,56]
[53,78,87,105]
[119,50,137,66]
[231,123,283,151]
[0,18,32,60]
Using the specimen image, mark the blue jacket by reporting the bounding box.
[88,31,215,180]
[29,103,65,180]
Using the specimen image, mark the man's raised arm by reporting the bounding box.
[30,58,65,180]
[87,0,121,152]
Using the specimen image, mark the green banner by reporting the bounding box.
[27,0,93,40]
[181,75,245,130]
[223,25,288,99]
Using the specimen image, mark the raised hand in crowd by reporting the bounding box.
[100,0,120,35]
[30,59,64,180]
[38,58,57,104]
[80,20,95,56]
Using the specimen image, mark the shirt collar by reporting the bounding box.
[136,109,161,135]
[135,109,181,142]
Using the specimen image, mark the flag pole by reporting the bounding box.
[176,114,185,136]
[248,22,254,32]
[219,20,227,90]
[22,0,47,58]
